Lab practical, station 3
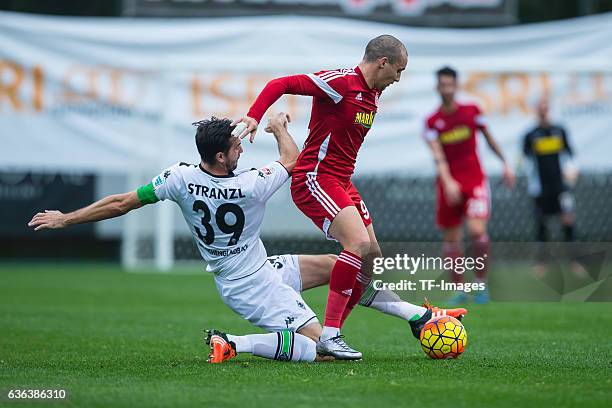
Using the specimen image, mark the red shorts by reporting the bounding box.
[291,173,372,240]
[436,178,490,228]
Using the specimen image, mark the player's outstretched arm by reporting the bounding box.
[481,128,515,188]
[28,191,143,231]
[235,75,330,142]
[264,112,299,173]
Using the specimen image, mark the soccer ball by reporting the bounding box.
[419,316,467,359]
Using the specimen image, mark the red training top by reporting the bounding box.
[423,102,488,188]
[248,66,380,184]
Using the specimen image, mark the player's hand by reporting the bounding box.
[264,112,291,133]
[27,210,68,231]
[443,178,462,205]
[232,116,259,143]
[502,164,515,189]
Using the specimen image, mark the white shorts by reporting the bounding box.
[266,254,302,292]
[213,255,316,332]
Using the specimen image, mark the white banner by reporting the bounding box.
[125,0,508,17]
[1,11,611,175]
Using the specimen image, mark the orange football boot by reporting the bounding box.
[423,298,468,321]
[205,329,237,364]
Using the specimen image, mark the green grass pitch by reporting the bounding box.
[1,263,611,408]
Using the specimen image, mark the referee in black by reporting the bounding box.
[522,98,578,243]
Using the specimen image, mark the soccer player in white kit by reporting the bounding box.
[28,113,467,363]
[29,114,324,363]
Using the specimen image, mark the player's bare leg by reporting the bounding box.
[316,206,371,360]
[442,225,468,305]
[466,217,490,304]
[298,254,337,290]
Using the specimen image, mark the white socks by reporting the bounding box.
[227,331,316,362]
[360,286,427,321]
[227,333,254,353]
[320,326,340,341]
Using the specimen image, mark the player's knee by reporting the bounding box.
[467,223,487,240]
[343,233,373,259]
[344,237,370,254]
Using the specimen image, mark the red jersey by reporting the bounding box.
[424,102,487,188]
[247,66,380,184]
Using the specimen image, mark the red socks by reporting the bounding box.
[339,270,370,328]
[324,250,363,328]
[443,241,464,284]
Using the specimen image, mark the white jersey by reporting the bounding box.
[151,161,289,279]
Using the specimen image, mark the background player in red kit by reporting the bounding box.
[234,36,417,360]
[424,66,515,305]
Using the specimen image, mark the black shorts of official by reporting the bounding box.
[534,190,575,216]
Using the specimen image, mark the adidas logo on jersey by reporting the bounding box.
[342,289,353,296]
[355,92,363,101]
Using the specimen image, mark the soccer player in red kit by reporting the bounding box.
[234,36,451,360]
[424,66,515,305]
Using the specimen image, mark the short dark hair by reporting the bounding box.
[192,117,235,165]
[363,35,407,65]
[436,66,458,80]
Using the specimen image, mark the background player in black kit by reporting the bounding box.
[523,98,578,244]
